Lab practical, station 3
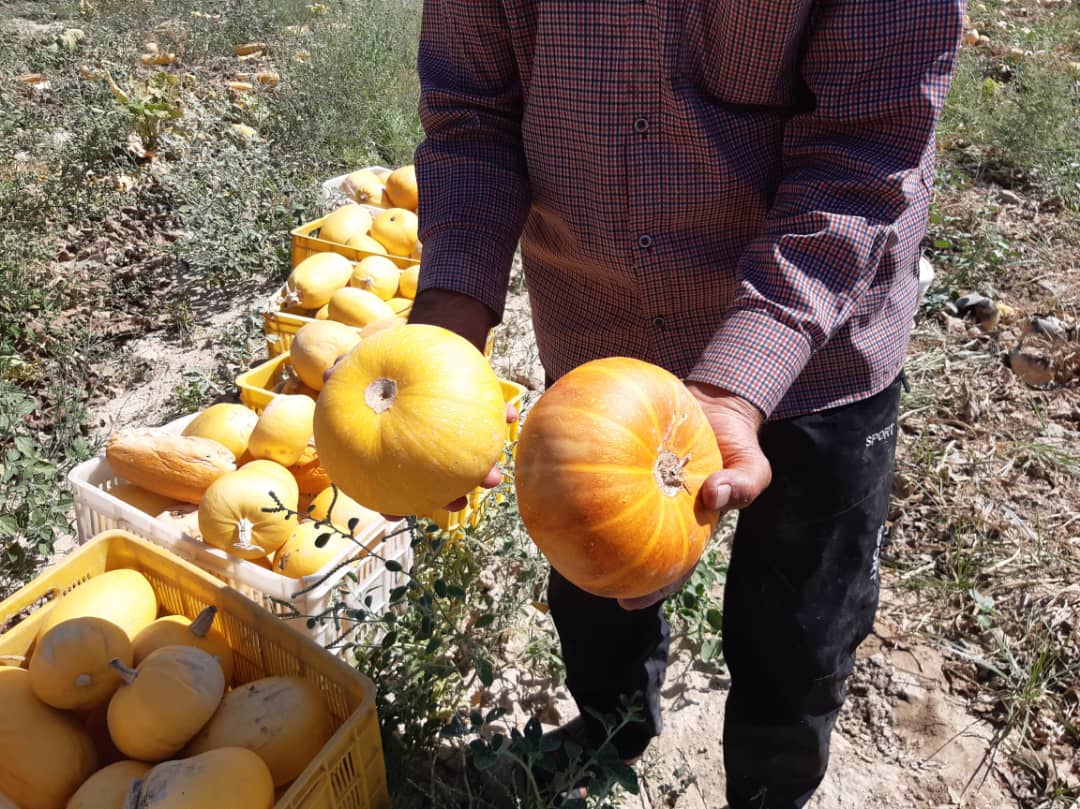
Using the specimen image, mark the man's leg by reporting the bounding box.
[546,568,669,760]
[722,378,902,809]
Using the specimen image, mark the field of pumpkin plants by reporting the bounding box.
[1,0,1079,807]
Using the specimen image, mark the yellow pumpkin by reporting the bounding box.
[397,264,419,299]
[181,403,260,460]
[385,296,413,317]
[349,255,400,300]
[272,521,352,578]
[383,164,418,211]
[238,459,298,496]
[247,394,317,467]
[290,321,362,392]
[306,485,382,537]
[65,760,152,809]
[314,303,330,319]
[316,203,372,245]
[198,467,299,560]
[341,170,385,207]
[184,676,334,787]
[38,569,158,642]
[369,207,419,257]
[344,232,388,255]
[29,617,133,711]
[106,482,181,516]
[326,286,395,329]
[284,252,353,309]
[130,747,273,809]
[107,645,226,762]
[0,668,98,809]
[132,606,234,683]
[313,324,506,516]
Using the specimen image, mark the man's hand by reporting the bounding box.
[617,382,771,611]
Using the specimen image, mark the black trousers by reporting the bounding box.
[547,377,902,809]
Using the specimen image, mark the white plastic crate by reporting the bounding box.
[67,413,411,649]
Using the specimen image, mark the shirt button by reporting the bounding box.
[637,234,653,248]
[652,316,666,330]
[633,117,649,133]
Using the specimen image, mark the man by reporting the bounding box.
[406,2,964,806]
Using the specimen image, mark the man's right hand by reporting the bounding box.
[407,288,497,355]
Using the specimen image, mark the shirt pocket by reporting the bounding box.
[675,2,814,110]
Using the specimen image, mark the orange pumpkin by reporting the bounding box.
[514,357,723,599]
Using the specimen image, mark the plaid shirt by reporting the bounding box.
[414,0,963,419]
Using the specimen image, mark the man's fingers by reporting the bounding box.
[701,456,772,511]
[617,567,695,611]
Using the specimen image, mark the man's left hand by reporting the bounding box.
[617,382,772,611]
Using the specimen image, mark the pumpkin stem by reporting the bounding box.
[654,450,690,497]
[189,605,218,638]
[364,378,397,414]
[233,517,258,551]
[109,658,139,685]
[75,673,93,687]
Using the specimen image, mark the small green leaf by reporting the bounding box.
[706,608,724,631]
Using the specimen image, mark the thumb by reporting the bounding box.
[700,446,771,512]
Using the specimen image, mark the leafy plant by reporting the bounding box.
[664,539,728,669]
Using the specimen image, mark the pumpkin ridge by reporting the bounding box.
[585,360,666,441]
[546,480,658,538]
[540,404,656,457]
[584,499,675,594]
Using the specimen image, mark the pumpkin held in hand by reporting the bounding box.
[514,357,723,600]
[313,323,505,516]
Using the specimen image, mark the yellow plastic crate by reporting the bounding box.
[291,215,418,271]
[236,351,298,414]
[235,355,527,537]
[0,530,390,809]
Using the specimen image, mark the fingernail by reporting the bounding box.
[712,483,731,509]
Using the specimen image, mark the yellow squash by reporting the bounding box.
[37,569,158,642]
[198,467,299,560]
[29,616,133,711]
[313,324,506,516]
[326,286,395,329]
[129,747,274,809]
[316,203,372,245]
[184,676,334,787]
[247,394,317,467]
[107,645,226,762]
[290,321,362,392]
[65,760,152,809]
[272,521,353,578]
[0,668,98,809]
[132,606,234,683]
[284,252,353,309]
[181,403,259,460]
[349,255,400,300]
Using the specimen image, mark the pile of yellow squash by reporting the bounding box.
[280,248,418,328]
[104,393,382,579]
[0,570,335,808]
